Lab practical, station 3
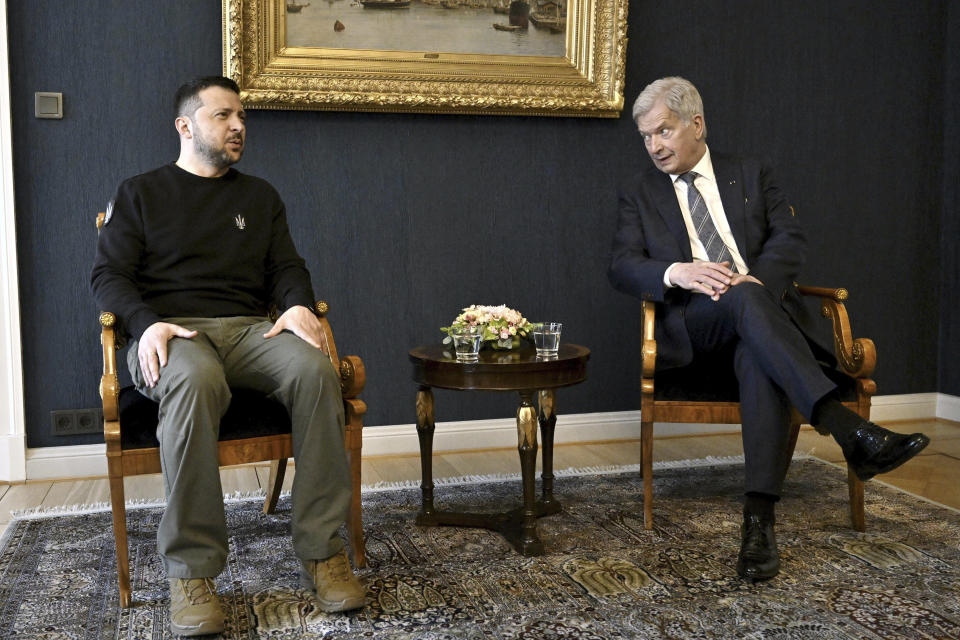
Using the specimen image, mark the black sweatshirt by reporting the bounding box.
[91,163,315,340]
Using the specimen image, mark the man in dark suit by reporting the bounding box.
[608,76,929,581]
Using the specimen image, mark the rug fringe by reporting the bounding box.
[357,455,751,492]
[224,489,268,502]
[8,489,290,521]
[6,453,818,521]
[9,497,168,521]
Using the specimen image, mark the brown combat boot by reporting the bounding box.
[300,548,366,612]
[168,577,225,637]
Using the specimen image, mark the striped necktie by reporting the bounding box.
[679,171,731,264]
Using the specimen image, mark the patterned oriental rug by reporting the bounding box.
[2,457,959,639]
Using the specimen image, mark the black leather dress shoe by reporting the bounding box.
[736,513,779,581]
[841,422,930,482]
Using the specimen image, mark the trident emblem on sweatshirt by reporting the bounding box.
[234,214,246,230]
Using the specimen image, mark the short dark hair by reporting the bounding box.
[174,76,240,119]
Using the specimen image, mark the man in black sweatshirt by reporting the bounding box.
[91,76,365,637]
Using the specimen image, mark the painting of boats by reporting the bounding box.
[284,0,565,57]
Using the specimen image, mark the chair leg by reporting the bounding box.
[847,467,866,531]
[108,463,132,608]
[347,452,365,568]
[846,401,869,531]
[263,459,287,515]
[345,403,366,568]
[641,419,653,530]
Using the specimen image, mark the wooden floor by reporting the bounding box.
[1,418,957,539]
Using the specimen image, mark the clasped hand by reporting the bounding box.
[137,305,329,388]
[670,261,762,301]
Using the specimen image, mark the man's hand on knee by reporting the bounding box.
[138,322,198,388]
[670,261,735,301]
[264,305,330,354]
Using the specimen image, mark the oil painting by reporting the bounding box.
[285,0,567,57]
[222,0,627,116]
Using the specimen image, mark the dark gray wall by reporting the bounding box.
[941,2,960,396]
[9,1,951,448]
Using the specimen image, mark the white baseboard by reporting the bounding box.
[26,444,108,481]
[937,393,960,422]
[23,392,959,481]
[360,411,736,458]
[870,392,941,422]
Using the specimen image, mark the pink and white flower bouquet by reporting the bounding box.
[442,304,534,350]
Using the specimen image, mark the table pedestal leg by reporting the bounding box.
[413,387,561,556]
[415,386,435,520]
[515,390,543,554]
[538,389,559,510]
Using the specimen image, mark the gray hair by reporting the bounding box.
[632,76,706,137]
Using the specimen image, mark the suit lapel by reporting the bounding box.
[647,171,692,262]
[714,156,748,258]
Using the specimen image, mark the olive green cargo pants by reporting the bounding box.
[127,316,349,578]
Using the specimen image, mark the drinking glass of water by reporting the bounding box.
[451,325,483,362]
[532,322,562,357]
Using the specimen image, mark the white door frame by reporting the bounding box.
[0,0,27,483]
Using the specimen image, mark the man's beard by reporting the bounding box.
[194,128,242,170]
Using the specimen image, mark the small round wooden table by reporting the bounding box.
[408,343,590,555]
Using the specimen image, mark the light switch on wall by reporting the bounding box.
[35,92,63,119]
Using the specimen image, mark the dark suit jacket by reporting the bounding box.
[608,152,826,370]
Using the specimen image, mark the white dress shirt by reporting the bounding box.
[663,146,749,287]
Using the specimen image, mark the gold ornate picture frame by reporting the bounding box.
[222,0,627,117]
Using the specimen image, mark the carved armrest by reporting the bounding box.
[99,312,122,447]
[312,300,367,399]
[796,285,876,379]
[339,356,366,399]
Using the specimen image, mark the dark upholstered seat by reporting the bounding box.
[118,386,292,450]
[100,303,367,610]
[638,285,877,532]
[653,361,859,403]
[96,211,369,609]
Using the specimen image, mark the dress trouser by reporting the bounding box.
[682,284,837,496]
[127,316,350,579]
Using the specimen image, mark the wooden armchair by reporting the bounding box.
[639,285,876,532]
[97,222,367,608]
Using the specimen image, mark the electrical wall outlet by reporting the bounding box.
[50,410,76,435]
[50,408,103,436]
[75,408,101,434]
